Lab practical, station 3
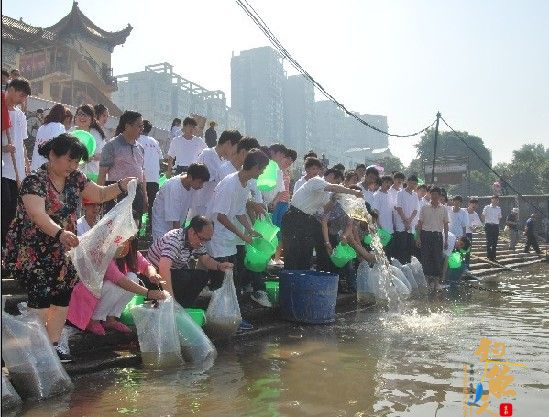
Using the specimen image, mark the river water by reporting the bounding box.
[12,264,549,417]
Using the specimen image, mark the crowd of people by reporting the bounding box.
[1,75,544,364]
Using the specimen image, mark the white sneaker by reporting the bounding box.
[251,290,272,308]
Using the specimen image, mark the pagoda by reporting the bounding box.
[1,1,132,115]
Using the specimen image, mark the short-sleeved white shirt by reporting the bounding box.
[151,176,196,241]
[394,189,420,233]
[466,210,482,233]
[167,135,206,168]
[448,208,469,237]
[209,172,250,258]
[2,107,27,181]
[30,122,65,171]
[218,161,263,204]
[192,147,224,213]
[261,167,285,205]
[372,190,394,231]
[138,134,163,183]
[290,176,331,215]
[79,128,105,176]
[293,175,307,193]
[482,204,502,225]
[443,232,457,257]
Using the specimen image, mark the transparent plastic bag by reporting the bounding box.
[2,371,22,410]
[205,270,241,339]
[174,302,217,370]
[389,264,412,292]
[400,264,419,292]
[1,311,73,400]
[367,264,398,303]
[410,256,429,290]
[130,294,183,368]
[69,180,139,297]
[389,269,411,299]
[356,261,375,305]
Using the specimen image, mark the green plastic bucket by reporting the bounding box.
[448,252,462,269]
[120,294,146,326]
[330,243,357,268]
[256,160,279,191]
[265,281,279,305]
[253,216,280,242]
[185,308,206,327]
[362,228,393,247]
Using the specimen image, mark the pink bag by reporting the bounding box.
[66,282,99,330]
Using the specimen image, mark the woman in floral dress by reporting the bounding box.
[3,133,136,362]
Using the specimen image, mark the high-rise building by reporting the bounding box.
[112,62,245,134]
[283,74,315,155]
[231,46,284,143]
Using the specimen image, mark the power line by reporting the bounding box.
[235,0,438,138]
[440,115,545,217]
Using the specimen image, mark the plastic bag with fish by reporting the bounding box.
[205,270,241,339]
[356,261,376,305]
[2,371,22,410]
[389,264,412,293]
[410,256,429,290]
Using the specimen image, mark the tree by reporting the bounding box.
[503,144,549,194]
[377,155,404,174]
[415,128,492,173]
[405,158,424,178]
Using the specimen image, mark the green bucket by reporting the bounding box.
[159,174,167,187]
[448,252,463,269]
[253,216,280,242]
[120,294,146,326]
[330,243,357,268]
[362,228,393,247]
[256,160,279,191]
[185,308,206,327]
[86,172,98,183]
[265,281,279,305]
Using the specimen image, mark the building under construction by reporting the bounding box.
[112,62,245,133]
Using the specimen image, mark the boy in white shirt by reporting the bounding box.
[261,144,287,207]
[209,149,272,310]
[293,151,318,193]
[464,198,482,268]
[481,195,502,261]
[448,195,469,238]
[2,78,30,247]
[282,159,363,270]
[394,174,420,264]
[138,120,164,227]
[77,199,101,236]
[372,175,395,258]
[192,129,242,216]
[166,117,206,176]
[151,163,210,241]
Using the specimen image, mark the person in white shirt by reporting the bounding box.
[418,184,431,208]
[282,159,363,270]
[151,163,210,241]
[394,175,420,264]
[2,78,30,247]
[293,153,321,195]
[357,166,380,210]
[388,171,404,207]
[138,120,164,226]
[76,199,101,236]
[481,195,502,261]
[448,195,469,238]
[261,144,287,207]
[191,129,242,217]
[93,104,111,141]
[73,104,106,182]
[464,198,482,268]
[30,104,67,171]
[166,117,206,177]
[170,117,181,139]
[372,175,396,258]
[209,149,272,309]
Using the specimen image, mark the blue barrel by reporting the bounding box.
[278,270,339,324]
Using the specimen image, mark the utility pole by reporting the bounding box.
[431,112,441,184]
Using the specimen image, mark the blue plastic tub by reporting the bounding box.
[278,270,339,324]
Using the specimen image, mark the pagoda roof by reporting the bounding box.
[2,15,57,47]
[45,1,131,49]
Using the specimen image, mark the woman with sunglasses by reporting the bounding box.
[73,104,106,181]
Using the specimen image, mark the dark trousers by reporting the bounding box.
[465,232,473,268]
[420,230,443,279]
[281,206,323,270]
[1,178,18,248]
[393,231,414,264]
[485,223,499,261]
[146,182,159,224]
[103,181,145,222]
[235,245,265,294]
[524,232,541,254]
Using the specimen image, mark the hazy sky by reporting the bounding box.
[3,0,548,164]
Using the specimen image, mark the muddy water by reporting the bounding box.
[11,264,549,417]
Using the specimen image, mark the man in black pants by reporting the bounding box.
[282,159,363,270]
[524,213,542,255]
[481,195,502,261]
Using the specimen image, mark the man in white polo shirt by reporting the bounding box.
[282,159,363,270]
[166,117,206,177]
[448,195,469,238]
[151,163,210,241]
[481,195,502,261]
[394,174,420,264]
[372,175,395,258]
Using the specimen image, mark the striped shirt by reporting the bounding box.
[146,228,207,269]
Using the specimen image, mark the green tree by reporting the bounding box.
[415,128,492,173]
[377,155,404,174]
[503,144,549,194]
[405,158,424,179]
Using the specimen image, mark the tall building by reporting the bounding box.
[1,1,131,115]
[231,46,284,144]
[112,62,245,133]
[283,74,315,155]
